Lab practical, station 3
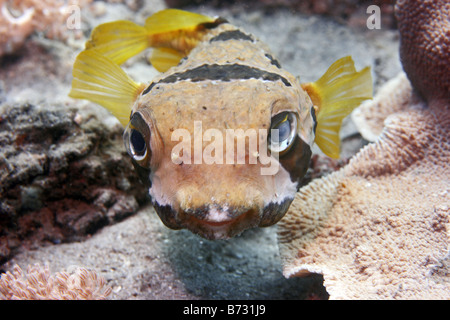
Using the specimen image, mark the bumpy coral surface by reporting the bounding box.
[351,72,413,142]
[279,92,449,299]
[278,0,449,299]
[395,0,450,101]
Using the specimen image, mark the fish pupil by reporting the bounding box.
[130,129,146,155]
[272,121,290,143]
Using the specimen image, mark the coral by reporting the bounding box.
[0,0,92,56]
[395,0,450,102]
[0,264,111,299]
[278,94,449,299]
[277,0,449,299]
[351,72,413,142]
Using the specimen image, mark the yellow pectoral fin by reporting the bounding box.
[69,49,145,127]
[303,56,373,158]
[85,20,149,65]
[149,47,185,72]
[144,9,216,34]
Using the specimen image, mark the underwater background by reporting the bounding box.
[1,0,447,300]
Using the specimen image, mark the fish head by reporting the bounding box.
[124,76,315,239]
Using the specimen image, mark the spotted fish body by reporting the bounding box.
[70,9,372,239]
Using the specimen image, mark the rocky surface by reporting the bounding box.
[0,1,401,299]
[0,99,149,264]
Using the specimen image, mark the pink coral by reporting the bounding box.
[278,0,449,299]
[278,92,449,299]
[395,0,450,102]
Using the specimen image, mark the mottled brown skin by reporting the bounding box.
[128,24,316,239]
[395,0,450,102]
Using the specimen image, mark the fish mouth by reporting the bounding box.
[153,199,294,239]
[181,208,260,239]
[196,218,236,227]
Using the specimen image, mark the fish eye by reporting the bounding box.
[268,112,298,154]
[129,129,147,160]
[123,112,151,165]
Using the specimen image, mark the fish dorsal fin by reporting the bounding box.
[69,49,146,126]
[144,9,216,34]
[85,20,149,65]
[302,56,373,158]
[150,47,185,72]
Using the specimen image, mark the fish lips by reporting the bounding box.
[153,198,293,239]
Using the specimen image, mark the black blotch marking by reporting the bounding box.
[130,158,151,187]
[264,53,282,69]
[153,202,182,230]
[210,30,254,43]
[278,135,312,188]
[199,17,228,30]
[311,106,317,134]
[260,197,293,227]
[142,83,156,96]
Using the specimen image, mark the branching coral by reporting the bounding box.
[277,0,449,299]
[0,264,112,300]
[0,0,92,56]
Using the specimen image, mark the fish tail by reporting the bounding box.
[302,56,373,159]
[69,49,146,126]
[86,20,150,65]
[85,9,220,71]
[145,9,219,71]
[144,9,217,35]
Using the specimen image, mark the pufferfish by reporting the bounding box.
[69,9,372,239]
